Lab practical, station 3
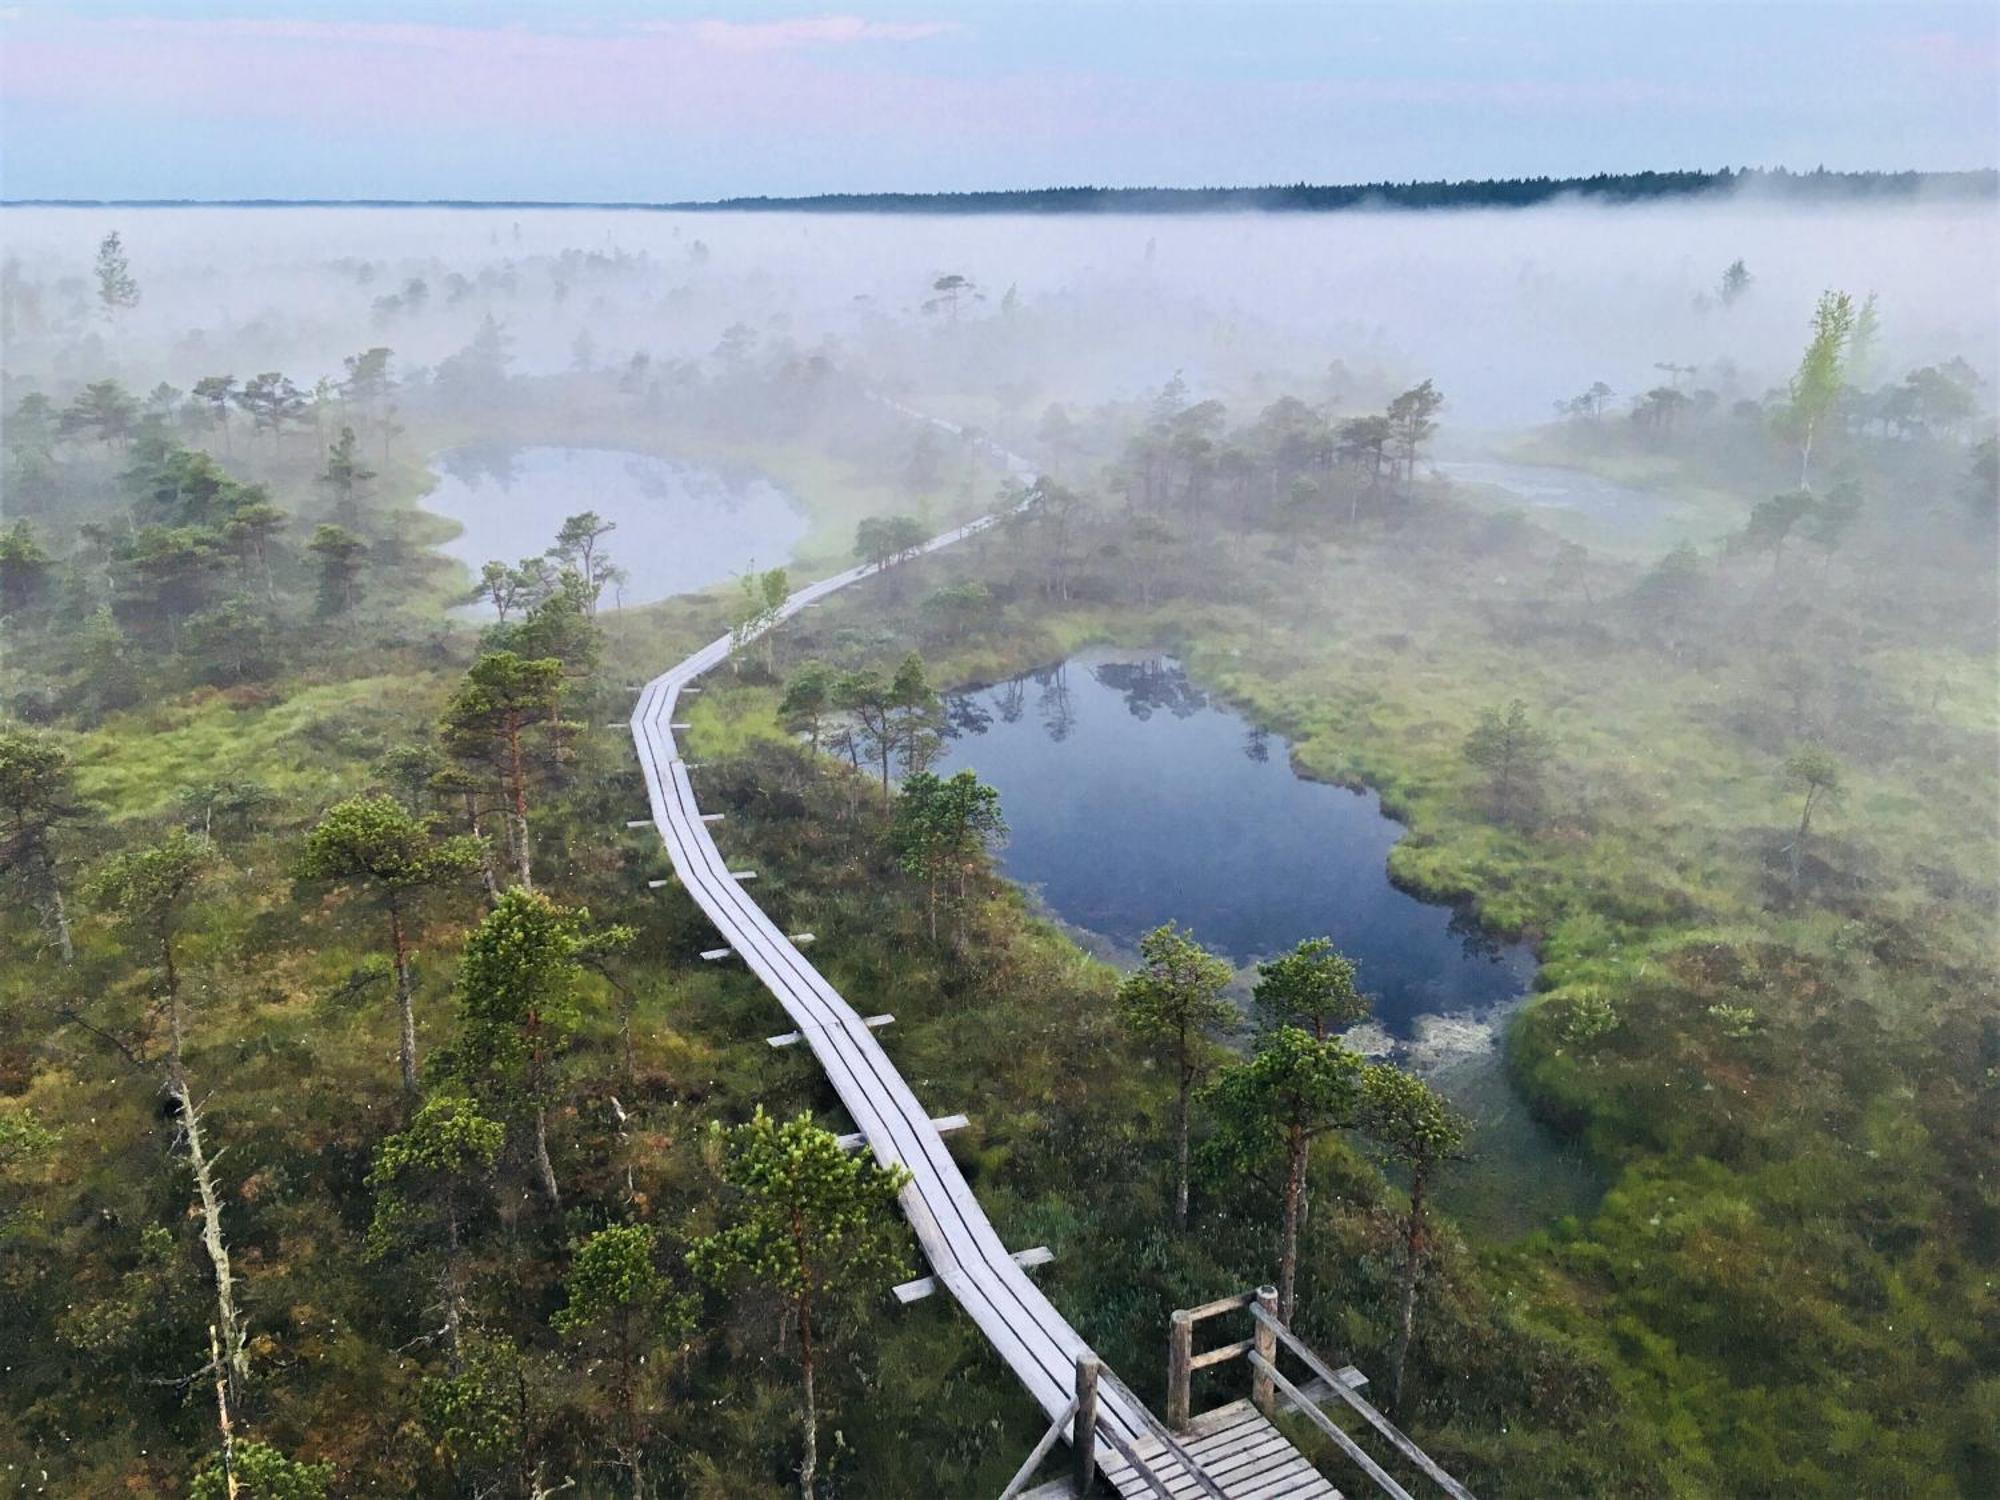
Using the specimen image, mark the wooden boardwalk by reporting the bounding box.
[623,400,1451,1494]
[1104,1401,1342,1499]
[629,504,1336,1497]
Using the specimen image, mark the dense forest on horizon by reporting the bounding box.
[8,165,1996,215]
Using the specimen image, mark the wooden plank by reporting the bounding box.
[1300,1366,1369,1400]
[1183,1403,1342,1500]
[767,1013,887,1048]
[893,1245,1053,1304]
[699,947,733,962]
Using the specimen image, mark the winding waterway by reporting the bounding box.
[936,650,1603,1237]
[424,444,807,609]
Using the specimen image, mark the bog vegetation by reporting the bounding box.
[0,210,1994,1499]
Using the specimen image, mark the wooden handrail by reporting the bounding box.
[1163,1287,1478,1500]
[1097,1426,1177,1499]
[996,1397,1076,1500]
[1181,1289,1260,1322]
[996,1355,1227,1500]
[1189,1336,1253,1371]
[1250,1303,1477,1500]
[1101,1367,1230,1500]
[1247,1351,1419,1500]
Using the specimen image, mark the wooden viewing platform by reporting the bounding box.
[629,426,1473,1497]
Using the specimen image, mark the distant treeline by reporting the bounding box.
[679,167,1998,214]
[10,167,1996,215]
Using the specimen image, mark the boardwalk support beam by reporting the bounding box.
[893,1246,1051,1305]
[839,1112,966,1155]
[767,1013,889,1048]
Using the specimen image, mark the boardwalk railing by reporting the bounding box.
[997,1354,1225,1500]
[1167,1286,1477,1500]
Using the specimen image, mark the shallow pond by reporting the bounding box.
[425,445,807,609]
[1434,457,1663,529]
[935,650,1603,1236]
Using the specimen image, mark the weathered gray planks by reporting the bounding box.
[1103,1400,1343,1500]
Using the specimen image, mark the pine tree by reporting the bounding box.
[689,1111,911,1500]
[1118,923,1235,1228]
[95,231,140,317]
[297,796,483,1092]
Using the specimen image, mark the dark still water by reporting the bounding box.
[937,653,1534,1037]
[935,650,1601,1235]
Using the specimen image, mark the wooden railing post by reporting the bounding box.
[1167,1309,1193,1430]
[1251,1285,1279,1417]
[1073,1355,1101,1495]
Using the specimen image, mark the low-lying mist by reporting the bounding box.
[5,190,1995,430]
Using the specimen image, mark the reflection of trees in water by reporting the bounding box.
[1447,906,1506,964]
[942,693,993,739]
[437,447,787,525]
[1092,657,1207,721]
[992,678,1026,724]
[1244,726,1271,763]
[439,444,523,489]
[1034,662,1076,742]
[624,455,683,502]
[647,461,766,516]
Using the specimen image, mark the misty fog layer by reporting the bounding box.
[426,446,806,609]
[5,194,1995,428]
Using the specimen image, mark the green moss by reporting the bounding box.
[73,672,449,820]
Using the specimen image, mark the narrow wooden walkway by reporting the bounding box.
[630,454,1340,1495]
[1105,1401,1342,1500]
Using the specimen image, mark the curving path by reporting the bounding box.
[630,425,1338,1498]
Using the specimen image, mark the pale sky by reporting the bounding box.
[2,2,1995,201]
